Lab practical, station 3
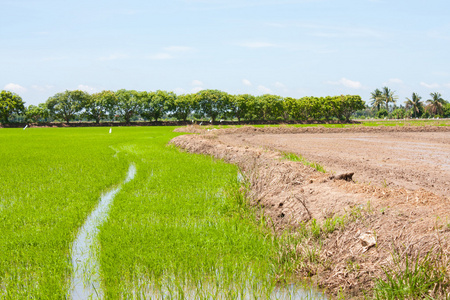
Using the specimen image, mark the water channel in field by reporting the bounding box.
[70,164,136,300]
[69,164,326,299]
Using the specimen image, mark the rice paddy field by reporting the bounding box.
[0,127,321,299]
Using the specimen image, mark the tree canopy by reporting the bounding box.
[46,90,90,124]
[1,89,372,124]
[0,90,25,123]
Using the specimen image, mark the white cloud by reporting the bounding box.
[274,81,286,88]
[191,87,204,93]
[173,87,187,94]
[420,82,440,89]
[327,78,362,89]
[164,46,194,52]
[427,30,450,41]
[99,54,129,61]
[239,41,277,48]
[147,53,173,60]
[387,78,403,84]
[266,22,287,28]
[257,85,272,94]
[4,83,27,93]
[192,80,203,86]
[40,56,67,62]
[432,71,450,77]
[31,84,54,92]
[242,79,252,86]
[444,83,450,88]
[77,85,98,93]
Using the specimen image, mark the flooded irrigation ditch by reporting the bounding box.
[70,164,136,299]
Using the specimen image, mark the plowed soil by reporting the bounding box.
[170,125,450,298]
[218,129,450,197]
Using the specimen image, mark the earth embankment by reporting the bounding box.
[170,125,450,298]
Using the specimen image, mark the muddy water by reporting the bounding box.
[70,164,136,300]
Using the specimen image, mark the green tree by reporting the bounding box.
[444,103,450,118]
[170,94,194,121]
[299,96,322,120]
[320,96,337,120]
[256,94,284,120]
[283,97,301,120]
[114,89,143,123]
[244,95,262,121]
[230,94,254,122]
[194,89,230,122]
[405,92,422,118]
[390,108,405,119]
[334,95,366,121]
[25,103,49,123]
[83,90,116,124]
[46,90,89,124]
[381,87,397,112]
[370,88,383,111]
[140,90,174,121]
[0,90,25,123]
[376,109,388,119]
[426,92,446,116]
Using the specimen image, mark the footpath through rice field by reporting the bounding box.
[170,124,450,299]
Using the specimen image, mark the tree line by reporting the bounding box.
[356,86,450,119]
[0,89,365,124]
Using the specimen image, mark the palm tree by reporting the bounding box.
[426,92,446,116]
[381,86,398,112]
[405,92,422,118]
[370,88,383,111]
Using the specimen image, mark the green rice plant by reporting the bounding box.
[97,127,325,298]
[281,152,327,173]
[1,126,326,298]
[0,127,129,297]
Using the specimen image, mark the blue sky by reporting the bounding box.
[1,0,450,106]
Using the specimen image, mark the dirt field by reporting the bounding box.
[218,130,450,197]
[171,125,450,298]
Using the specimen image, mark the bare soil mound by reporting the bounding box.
[170,126,450,298]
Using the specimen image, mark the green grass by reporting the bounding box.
[199,119,450,130]
[373,250,450,299]
[281,152,327,173]
[360,119,450,127]
[0,127,324,298]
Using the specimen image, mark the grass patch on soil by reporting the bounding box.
[360,119,450,127]
[373,249,450,299]
[281,152,327,173]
